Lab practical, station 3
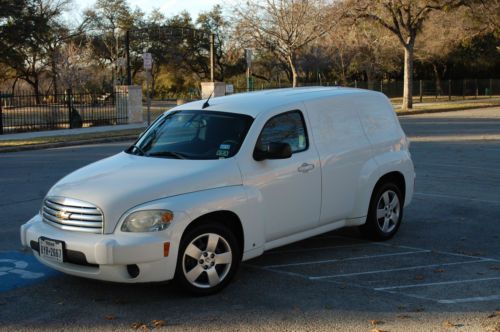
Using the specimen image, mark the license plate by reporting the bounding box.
[39,237,64,263]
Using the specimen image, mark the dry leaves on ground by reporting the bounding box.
[396,314,412,319]
[131,322,149,331]
[151,320,167,327]
[443,320,463,328]
[369,319,384,326]
[370,329,388,332]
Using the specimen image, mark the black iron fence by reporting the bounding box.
[0,89,128,134]
[233,78,499,99]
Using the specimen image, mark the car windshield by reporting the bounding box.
[126,110,254,160]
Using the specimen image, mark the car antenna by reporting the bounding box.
[202,89,214,109]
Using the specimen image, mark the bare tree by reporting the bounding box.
[350,0,467,110]
[415,8,471,94]
[235,0,340,87]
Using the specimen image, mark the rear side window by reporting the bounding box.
[257,110,309,153]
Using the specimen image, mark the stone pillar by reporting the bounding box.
[116,85,143,124]
[201,82,227,99]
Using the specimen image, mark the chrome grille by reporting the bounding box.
[42,197,103,234]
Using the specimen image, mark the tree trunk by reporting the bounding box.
[432,62,446,96]
[402,45,414,110]
[366,69,375,90]
[10,77,18,95]
[51,54,58,102]
[287,54,298,88]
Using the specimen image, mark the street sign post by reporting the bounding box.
[143,53,152,70]
[143,53,152,125]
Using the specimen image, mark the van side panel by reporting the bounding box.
[358,93,405,148]
[304,94,373,224]
[353,92,415,217]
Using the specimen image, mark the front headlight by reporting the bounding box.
[121,210,173,232]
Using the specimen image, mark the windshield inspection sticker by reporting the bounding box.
[219,144,231,150]
[216,149,230,158]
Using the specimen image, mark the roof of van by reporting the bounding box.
[171,87,384,118]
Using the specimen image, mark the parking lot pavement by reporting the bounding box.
[0,108,500,331]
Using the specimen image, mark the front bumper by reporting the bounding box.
[20,215,178,283]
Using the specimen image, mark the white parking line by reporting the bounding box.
[309,259,490,279]
[374,277,500,291]
[268,243,373,254]
[438,294,500,304]
[414,192,500,205]
[263,250,429,268]
[418,162,499,172]
[375,242,500,263]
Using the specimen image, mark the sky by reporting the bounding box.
[66,0,234,23]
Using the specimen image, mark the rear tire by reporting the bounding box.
[360,182,403,241]
[175,221,241,295]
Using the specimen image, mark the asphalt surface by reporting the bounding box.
[0,107,499,331]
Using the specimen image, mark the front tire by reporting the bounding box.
[360,182,403,241]
[175,222,241,295]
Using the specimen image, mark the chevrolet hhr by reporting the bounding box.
[20,87,415,294]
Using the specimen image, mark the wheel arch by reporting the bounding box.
[371,171,406,205]
[181,210,244,258]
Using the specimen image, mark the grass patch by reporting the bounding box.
[0,128,142,148]
[393,99,500,113]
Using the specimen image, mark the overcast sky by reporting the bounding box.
[66,0,233,23]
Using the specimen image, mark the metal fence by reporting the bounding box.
[233,78,499,99]
[0,90,128,134]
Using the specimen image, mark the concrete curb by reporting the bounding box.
[396,103,498,116]
[0,135,137,153]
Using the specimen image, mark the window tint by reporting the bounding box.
[257,111,308,153]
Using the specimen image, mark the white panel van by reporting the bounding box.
[20,87,415,294]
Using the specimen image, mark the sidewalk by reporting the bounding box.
[0,123,146,142]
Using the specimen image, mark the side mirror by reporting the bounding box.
[253,142,292,161]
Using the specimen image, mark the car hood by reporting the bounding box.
[46,152,243,233]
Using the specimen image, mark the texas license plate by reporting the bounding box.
[39,237,64,263]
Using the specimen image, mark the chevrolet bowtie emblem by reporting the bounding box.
[56,211,71,220]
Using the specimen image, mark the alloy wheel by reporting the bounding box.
[182,233,233,289]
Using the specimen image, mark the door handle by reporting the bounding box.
[298,163,315,173]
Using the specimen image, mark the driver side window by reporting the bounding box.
[257,111,309,153]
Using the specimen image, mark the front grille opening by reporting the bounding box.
[41,197,104,234]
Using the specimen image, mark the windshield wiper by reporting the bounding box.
[147,151,187,159]
[128,144,145,156]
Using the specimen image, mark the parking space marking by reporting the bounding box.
[262,250,430,268]
[0,251,59,292]
[375,241,500,263]
[374,277,500,291]
[414,192,500,205]
[438,294,500,304]
[247,235,500,304]
[268,243,373,254]
[309,259,490,279]
[417,162,499,172]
